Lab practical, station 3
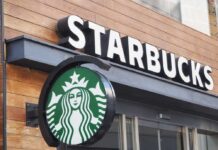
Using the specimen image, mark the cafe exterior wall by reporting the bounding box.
[0,0,3,149]
[2,0,218,149]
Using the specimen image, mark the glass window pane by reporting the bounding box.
[198,131,218,150]
[134,0,181,21]
[198,133,207,150]
[189,129,193,150]
[58,117,120,150]
[160,129,183,150]
[207,134,218,150]
[126,119,133,150]
[134,0,214,35]
[139,125,159,150]
[90,117,120,150]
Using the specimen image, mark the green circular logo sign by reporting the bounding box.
[46,67,108,145]
[38,58,116,147]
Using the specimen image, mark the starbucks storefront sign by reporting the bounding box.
[38,58,116,147]
[57,15,214,91]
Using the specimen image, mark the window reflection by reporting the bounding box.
[134,0,213,36]
[160,129,183,150]
[139,125,159,150]
[135,0,181,21]
[91,117,120,150]
[126,118,133,150]
[198,131,218,150]
[139,120,182,150]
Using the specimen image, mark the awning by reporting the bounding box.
[6,35,218,119]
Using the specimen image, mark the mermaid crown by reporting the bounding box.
[62,72,89,92]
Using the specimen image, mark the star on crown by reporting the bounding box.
[62,72,89,92]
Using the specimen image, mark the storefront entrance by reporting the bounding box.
[58,113,218,150]
[5,36,218,150]
[58,115,183,150]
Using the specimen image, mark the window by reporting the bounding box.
[134,0,218,37]
[139,120,183,150]
[187,128,218,150]
[139,125,159,150]
[134,0,181,21]
[90,116,121,150]
[160,129,183,150]
[66,115,121,150]
[61,115,218,150]
[198,130,218,150]
[126,118,134,150]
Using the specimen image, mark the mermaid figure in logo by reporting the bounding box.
[55,87,99,145]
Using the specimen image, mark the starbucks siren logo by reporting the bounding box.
[45,67,108,145]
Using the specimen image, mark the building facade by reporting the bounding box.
[0,0,218,150]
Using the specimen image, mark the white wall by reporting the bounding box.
[180,0,211,35]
